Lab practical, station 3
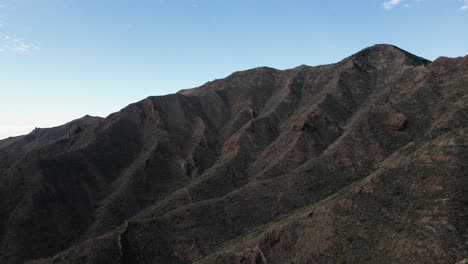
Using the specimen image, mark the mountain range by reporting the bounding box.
[0,44,467,264]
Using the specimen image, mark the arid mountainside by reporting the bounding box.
[0,44,467,264]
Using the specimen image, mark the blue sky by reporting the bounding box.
[0,0,467,139]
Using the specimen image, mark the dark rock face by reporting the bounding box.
[0,44,467,264]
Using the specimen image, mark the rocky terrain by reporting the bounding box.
[0,44,466,264]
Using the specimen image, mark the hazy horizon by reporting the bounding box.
[1,0,468,139]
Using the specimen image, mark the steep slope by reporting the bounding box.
[0,44,466,264]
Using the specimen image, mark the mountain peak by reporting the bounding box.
[350,44,431,68]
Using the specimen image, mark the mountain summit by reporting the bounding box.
[0,45,467,264]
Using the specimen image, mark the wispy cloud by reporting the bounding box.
[461,0,468,10]
[384,0,468,11]
[0,1,40,54]
[383,0,403,10]
[0,34,40,54]
[0,1,14,10]
[191,0,199,9]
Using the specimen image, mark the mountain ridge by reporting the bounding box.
[0,44,467,264]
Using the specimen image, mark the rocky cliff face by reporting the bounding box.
[0,44,467,264]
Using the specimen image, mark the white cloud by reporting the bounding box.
[393,0,468,11]
[383,0,403,10]
[10,43,40,54]
[0,34,40,54]
[461,0,468,10]
[0,2,39,54]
